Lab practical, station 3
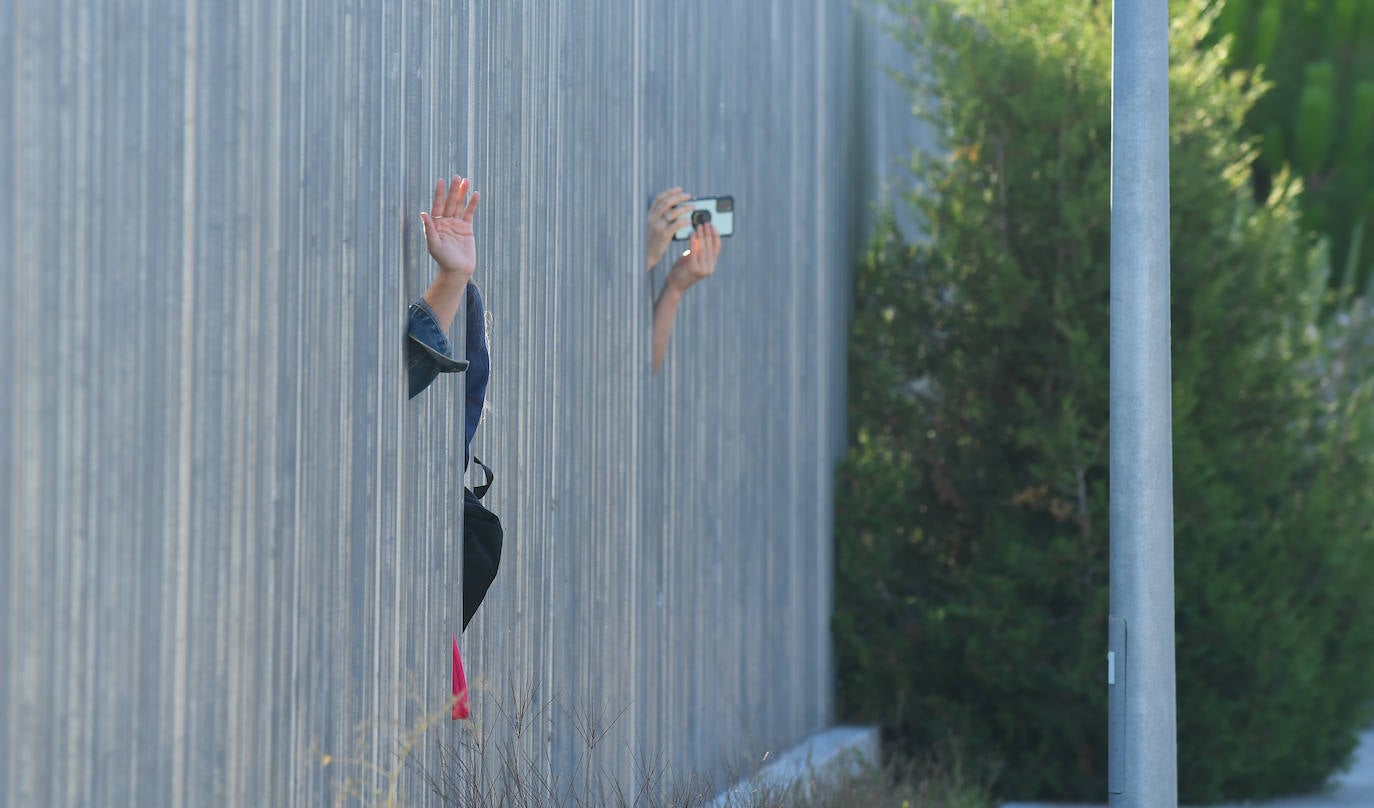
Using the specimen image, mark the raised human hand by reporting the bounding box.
[666,223,721,293]
[421,176,481,280]
[646,187,693,269]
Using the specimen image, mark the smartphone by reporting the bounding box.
[672,195,735,241]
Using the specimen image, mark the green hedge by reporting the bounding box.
[834,0,1374,802]
[1212,0,1374,293]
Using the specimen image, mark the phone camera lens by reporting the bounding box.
[691,210,712,227]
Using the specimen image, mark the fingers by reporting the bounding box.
[666,202,693,225]
[694,224,720,267]
[707,223,721,257]
[431,179,446,218]
[653,210,692,237]
[666,195,692,222]
[650,188,690,218]
[650,187,681,216]
[444,175,467,218]
[649,188,674,216]
[427,175,479,220]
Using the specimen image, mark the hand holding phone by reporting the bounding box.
[647,187,694,268]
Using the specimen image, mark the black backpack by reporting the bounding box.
[462,458,503,630]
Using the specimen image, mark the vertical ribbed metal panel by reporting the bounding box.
[2,1,878,804]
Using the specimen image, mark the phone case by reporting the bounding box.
[672,195,735,241]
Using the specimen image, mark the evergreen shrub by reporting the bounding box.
[1212,0,1374,293]
[834,0,1374,801]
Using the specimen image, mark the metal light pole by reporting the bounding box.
[1108,0,1178,804]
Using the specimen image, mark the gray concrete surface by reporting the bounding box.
[1002,729,1374,808]
[709,726,881,808]
[1,1,931,806]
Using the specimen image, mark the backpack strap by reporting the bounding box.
[471,457,494,499]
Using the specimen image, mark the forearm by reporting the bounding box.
[652,283,685,373]
[421,271,470,336]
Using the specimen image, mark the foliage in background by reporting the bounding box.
[834,0,1374,802]
[1211,0,1374,293]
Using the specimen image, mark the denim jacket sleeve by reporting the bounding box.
[405,298,468,400]
[462,284,491,453]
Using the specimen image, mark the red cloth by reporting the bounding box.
[451,636,470,720]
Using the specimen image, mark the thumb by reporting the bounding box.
[421,212,433,241]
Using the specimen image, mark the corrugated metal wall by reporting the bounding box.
[1,1,889,805]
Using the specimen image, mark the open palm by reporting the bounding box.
[421,176,481,279]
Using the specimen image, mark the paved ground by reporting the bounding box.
[1003,728,1374,808]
